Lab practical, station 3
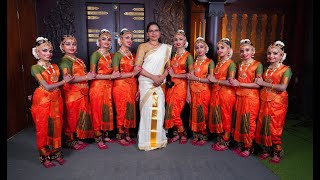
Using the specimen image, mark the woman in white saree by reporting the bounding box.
[135,22,172,151]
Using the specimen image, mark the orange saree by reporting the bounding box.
[189,58,212,133]
[232,60,262,147]
[60,57,94,141]
[164,52,191,132]
[89,52,114,134]
[31,64,63,155]
[255,65,291,147]
[112,52,137,129]
[209,59,236,134]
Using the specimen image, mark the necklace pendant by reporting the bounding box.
[239,73,247,79]
[265,78,272,83]
[195,67,201,72]
[173,61,179,67]
[50,75,59,82]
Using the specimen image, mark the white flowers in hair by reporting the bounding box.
[274,41,285,48]
[184,41,189,48]
[36,37,48,43]
[221,38,230,42]
[97,29,111,47]
[121,28,129,33]
[177,30,185,34]
[240,39,251,45]
[32,47,39,59]
[101,29,110,34]
[196,37,205,41]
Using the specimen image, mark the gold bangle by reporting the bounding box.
[198,77,201,82]
[217,80,220,86]
[109,75,111,80]
[131,72,134,78]
[85,75,88,82]
[271,83,274,90]
[238,83,241,88]
[62,79,66,84]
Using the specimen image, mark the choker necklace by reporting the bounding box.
[172,51,186,68]
[98,49,111,60]
[195,56,207,72]
[239,59,254,79]
[65,54,86,73]
[214,58,230,75]
[37,60,58,82]
[119,48,134,66]
[265,63,282,83]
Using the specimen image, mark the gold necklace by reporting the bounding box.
[119,48,134,66]
[37,60,58,82]
[65,55,86,73]
[195,56,207,72]
[172,51,185,68]
[214,58,229,74]
[239,59,254,79]
[265,63,282,83]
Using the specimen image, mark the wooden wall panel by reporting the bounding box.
[7,0,37,138]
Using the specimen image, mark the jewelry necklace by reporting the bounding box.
[98,49,111,60]
[65,54,86,73]
[195,56,207,72]
[119,48,134,66]
[37,60,58,82]
[172,50,185,68]
[265,63,282,83]
[239,59,253,79]
[214,58,229,74]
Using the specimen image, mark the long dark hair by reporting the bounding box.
[146,21,162,43]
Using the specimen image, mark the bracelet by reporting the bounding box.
[238,83,241,88]
[271,83,274,90]
[85,75,88,82]
[131,72,134,78]
[109,75,111,80]
[217,80,220,86]
[198,77,201,82]
[62,79,66,84]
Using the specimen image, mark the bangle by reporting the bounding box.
[85,75,88,82]
[109,75,111,80]
[217,80,220,86]
[271,83,274,90]
[238,83,241,88]
[198,77,201,82]
[62,79,66,84]
[131,72,134,78]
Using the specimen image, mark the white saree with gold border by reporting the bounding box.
[138,44,172,151]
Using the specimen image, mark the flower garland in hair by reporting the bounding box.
[96,29,111,47]
[118,28,129,46]
[274,40,286,62]
[219,38,233,58]
[195,37,209,53]
[175,29,188,48]
[32,37,49,59]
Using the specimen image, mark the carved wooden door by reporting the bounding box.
[86,3,145,55]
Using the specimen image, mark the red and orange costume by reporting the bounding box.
[190,57,214,142]
[164,51,193,137]
[232,60,263,150]
[209,59,236,146]
[31,64,63,161]
[255,65,292,156]
[89,51,114,142]
[112,52,138,140]
[59,56,94,146]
